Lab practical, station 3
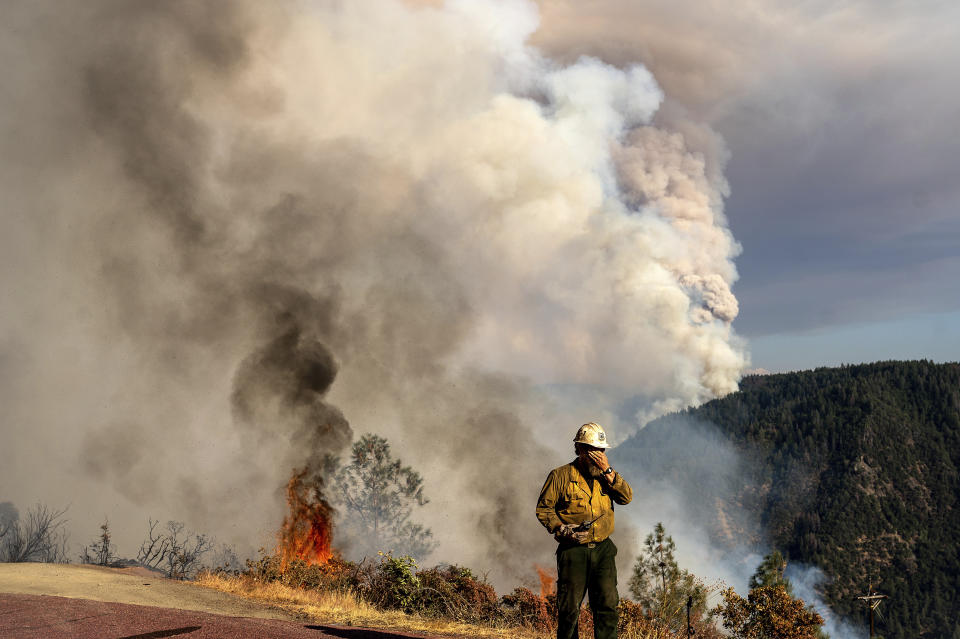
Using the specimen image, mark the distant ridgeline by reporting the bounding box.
[613,360,960,639]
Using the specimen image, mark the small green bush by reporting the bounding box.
[366,552,421,613]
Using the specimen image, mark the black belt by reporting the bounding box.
[558,539,602,550]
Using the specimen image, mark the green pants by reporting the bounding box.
[556,537,619,639]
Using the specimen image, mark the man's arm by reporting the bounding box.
[535,470,563,533]
[605,472,633,504]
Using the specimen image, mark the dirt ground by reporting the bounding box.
[0,564,442,638]
[0,562,296,620]
[1,592,438,638]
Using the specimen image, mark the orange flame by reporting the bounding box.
[535,564,556,598]
[278,468,334,570]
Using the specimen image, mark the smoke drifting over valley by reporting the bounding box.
[1,0,744,586]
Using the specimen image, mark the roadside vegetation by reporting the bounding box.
[195,551,663,639]
[0,500,826,637]
[192,523,824,639]
[2,428,837,638]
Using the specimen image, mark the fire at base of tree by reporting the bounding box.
[273,433,437,570]
[278,469,335,570]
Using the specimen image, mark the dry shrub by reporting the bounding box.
[618,599,656,639]
[415,565,500,622]
[233,550,695,639]
[501,587,556,632]
[579,605,595,636]
[616,598,720,639]
[497,591,668,639]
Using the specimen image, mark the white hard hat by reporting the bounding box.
[573,422,609,449]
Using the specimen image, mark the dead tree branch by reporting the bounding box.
[0,503,70,563]
[137,519,212,579]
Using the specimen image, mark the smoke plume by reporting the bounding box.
[0,0,744,587]
[787,564,863,639]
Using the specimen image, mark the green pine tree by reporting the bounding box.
[334,434,436,560]
[629,522,708,635]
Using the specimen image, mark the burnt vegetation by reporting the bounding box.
[137,519,213,580]
[80,518,118,566]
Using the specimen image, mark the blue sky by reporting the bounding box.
[748,310,960,373]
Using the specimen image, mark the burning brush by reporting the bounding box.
[536,564,557,598]
[278,467,335,570]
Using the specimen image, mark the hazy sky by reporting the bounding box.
[534,0,960,372]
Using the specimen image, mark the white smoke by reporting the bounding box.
[611,415,760,598]
[787,563,865,639]
[614,417,867,635]
[0,0,745,588]
[260,0,746,406]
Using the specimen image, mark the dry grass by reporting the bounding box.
[193,571,550,639]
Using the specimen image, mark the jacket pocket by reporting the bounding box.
[560,498,588,518]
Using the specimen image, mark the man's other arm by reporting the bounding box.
[535,470,563,533]
[607,472,633,505]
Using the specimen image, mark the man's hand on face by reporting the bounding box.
[587,449,610,472]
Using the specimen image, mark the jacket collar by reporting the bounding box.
[569,460,595,492]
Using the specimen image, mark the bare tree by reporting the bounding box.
[137,518,171,569]
[39,526,70,564]
[206,542,243,573]
[0,503,70,563]
[0,502,17,544]
[80,518,116,566]
[137,519,212,579]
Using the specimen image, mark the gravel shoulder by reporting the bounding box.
[0,563,297,621]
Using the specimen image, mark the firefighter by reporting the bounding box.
[536,422,633,639]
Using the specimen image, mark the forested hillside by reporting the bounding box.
[616,361,960,639]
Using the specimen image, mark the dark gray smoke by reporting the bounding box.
[232,316,353,474]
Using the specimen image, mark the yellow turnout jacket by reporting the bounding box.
[536,460,633,544]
